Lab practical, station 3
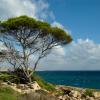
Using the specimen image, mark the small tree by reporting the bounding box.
[0,16,72,83]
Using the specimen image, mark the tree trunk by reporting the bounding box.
[28,76,32,83]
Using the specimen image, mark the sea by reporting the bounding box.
[37,71,100,89]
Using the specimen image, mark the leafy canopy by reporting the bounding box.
[0,16,72,44]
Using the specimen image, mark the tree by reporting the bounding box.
[0,51,6,62]
[0,16,72,83]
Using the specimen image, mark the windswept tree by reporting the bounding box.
[0,16,72,83]
[0,51,6,62]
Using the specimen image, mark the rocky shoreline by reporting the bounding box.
[1,82,100,100]
[56,85,100,100]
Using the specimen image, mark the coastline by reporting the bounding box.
[0,81,100,100]
[37,71,100,89]
[0,71,100,100]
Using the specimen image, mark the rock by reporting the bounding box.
[19,92,58,100]
[69,90,81,98]
[24,84,29,89]
[7,81,12,85]
[63,89,71,95]
[17,84,25,90]
[64,95,72,100]
[86,96,94,100]
[58,95,63,100]
[93,92,100,98]
[11,83,16,87]
[58,95,66,100]
[88,97,94,100]
[21,89,33,94]
[10,85,22,93]
[59,86,71,95]
[28,81,41,90]
[1,82,8,86]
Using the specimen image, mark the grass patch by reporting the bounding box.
[0,73,20,84]
[0,73,12,82]
[32,73,56,91]
[0,87,19,100]
[19,90,57,100]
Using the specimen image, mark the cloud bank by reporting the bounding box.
[38,39,100,70]
[0,0,55,20]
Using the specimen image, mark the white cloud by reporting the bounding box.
[52,21,64,29]
[64,39,100,70]
[52,46,65,56]
[0,0,55,20]
[52,21,71,34]
[38,39,100,70]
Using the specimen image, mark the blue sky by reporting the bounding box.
[46,0,100,43]
[0,0,100,70]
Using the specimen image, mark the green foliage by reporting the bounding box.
[0,15,72,45]
[0,73,20,83]
[0,87,18,100]
[0,87,14,94]
[0,73,12,82]
[32,73,55,91]
[54,90,64,96]
[84,89,93,97]
[1,16,37,30]
[51,27,72,44]
[0,68,32,84]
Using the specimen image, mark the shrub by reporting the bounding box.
[0,73,20,83]
[0,73,11,82]
[84,89,93,97]
[13,68,34,84]
[32,73,55,91]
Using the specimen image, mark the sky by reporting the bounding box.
[47,0,100,43]
[0,0,100,70]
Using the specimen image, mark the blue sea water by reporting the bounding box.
[37,71,100,89]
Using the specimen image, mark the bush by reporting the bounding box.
[13,68,34,84]
[84,89,93,97]
[13,68,28,83]
[0,73,20,83]
[32,73,55,91]
[0,73,12,82]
